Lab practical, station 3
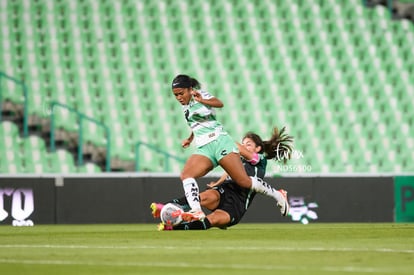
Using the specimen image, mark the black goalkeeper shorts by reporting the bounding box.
[212,181,255,227]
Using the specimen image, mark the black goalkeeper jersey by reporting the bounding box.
[219,154,267,210]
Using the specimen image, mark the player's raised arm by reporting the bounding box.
[191,90,223,108]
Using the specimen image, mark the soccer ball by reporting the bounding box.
[160,203,183,226]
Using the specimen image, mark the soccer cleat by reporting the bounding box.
[157,222,173,231]
[277,189,290,216]
[181,209,206,222]
[150,202,164,218]
[171,209,184,218]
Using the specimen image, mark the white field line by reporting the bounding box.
[0,258,408,273]
[0,244,413,254]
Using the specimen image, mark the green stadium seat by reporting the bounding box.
[77,162,102,173]
[1,0,413,173]
[0,122,22,173]
[48,149,77,173]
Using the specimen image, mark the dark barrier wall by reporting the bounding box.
[245,177,394,223]
[0,178,55,225]
[0,175,395,225]
[56,177,184,224]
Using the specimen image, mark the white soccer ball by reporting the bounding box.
[160,203,183,226]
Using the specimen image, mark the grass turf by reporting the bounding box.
[0,223,413,275]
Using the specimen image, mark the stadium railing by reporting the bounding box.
[0,72,29,137]
[135,141,185,172]
[49,101,111,172]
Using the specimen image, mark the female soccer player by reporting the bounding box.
[151,127,293,230]
[171,74,291,221]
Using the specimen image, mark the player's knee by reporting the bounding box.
[201,190,220,210]
[208,210,231,227]
[180,166,194,180]
[179,173,187,181]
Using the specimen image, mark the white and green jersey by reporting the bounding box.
[182,90,228,147]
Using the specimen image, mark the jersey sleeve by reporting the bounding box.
[199,90,214,100]
[242,154,267,179]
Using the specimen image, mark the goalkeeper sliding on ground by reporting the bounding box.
[150,127,293,230]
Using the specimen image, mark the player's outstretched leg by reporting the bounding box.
[250,176,290,216]
[277,189,289,216]
[173,219,212,230]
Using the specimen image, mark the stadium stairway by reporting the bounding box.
[0,119,104,173]
[0,96,134,172]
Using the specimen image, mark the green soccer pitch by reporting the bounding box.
[0,223,413,274]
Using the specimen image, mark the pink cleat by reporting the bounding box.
[157,222,173,231]
[150,202,164,218]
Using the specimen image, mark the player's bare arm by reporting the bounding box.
[191,90,223,108]
[182,132,194,148]
[207,173,228,188]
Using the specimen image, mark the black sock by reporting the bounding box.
[173,218,212,230]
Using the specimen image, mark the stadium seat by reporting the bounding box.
[1,0,413,173]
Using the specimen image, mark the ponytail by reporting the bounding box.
[263,127,294,163]
[243,126,294,163]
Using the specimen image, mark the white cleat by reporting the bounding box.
[278,189,290,216]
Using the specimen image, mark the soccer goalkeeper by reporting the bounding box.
[151,127,293,230]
